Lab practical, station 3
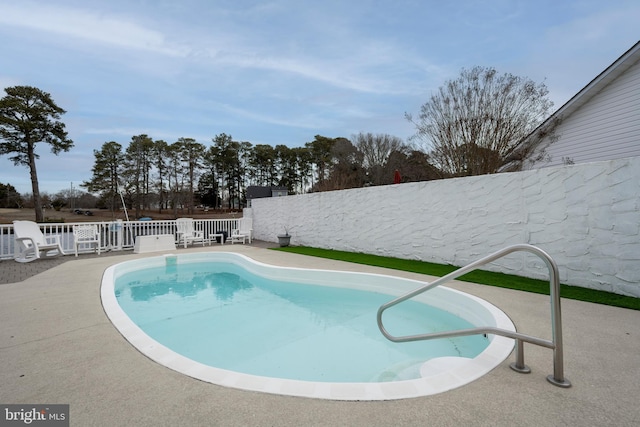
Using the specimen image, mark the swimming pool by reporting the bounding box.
[101,252,515,400]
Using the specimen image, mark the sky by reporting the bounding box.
[0,0,638,195]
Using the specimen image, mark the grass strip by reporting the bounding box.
[272,246,640,311]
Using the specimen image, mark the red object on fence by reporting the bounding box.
[394,169,402,184]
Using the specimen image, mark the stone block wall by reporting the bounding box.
[250,156,640,297]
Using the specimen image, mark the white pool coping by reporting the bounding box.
[101,252,516,401]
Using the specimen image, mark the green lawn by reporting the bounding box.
[271,246,640,311]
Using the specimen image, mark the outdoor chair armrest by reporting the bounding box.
[15,236,36,247]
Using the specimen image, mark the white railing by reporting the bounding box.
[377,244,571,388]
[0,218,240,260]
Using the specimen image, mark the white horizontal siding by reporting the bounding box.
[528,57,640,168]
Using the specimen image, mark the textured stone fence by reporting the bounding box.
[251,156,640,297]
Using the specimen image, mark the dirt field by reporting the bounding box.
[0,208,241,224]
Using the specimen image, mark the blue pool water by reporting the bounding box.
[114,259,489,383]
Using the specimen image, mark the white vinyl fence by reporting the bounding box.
[0,218,239,259]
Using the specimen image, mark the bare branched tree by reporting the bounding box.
[407,66,553,176]
[352,132,405,185]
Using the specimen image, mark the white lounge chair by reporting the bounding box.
[175,218,205,248]
[13,220,65,263]
[229,218,252,244]
[72,224,101,257]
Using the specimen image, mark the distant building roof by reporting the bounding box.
[246,186,288,200]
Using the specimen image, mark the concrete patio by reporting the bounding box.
[1,244,639,426]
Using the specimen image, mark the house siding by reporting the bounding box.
[525,56,640,169]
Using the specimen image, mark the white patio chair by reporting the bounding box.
[228,229,247,244]
[13,220,65,263]
[229,218,252,244]
[175,218,206,248]
[72,224,101,257]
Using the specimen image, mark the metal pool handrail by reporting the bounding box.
[376,244,571,388]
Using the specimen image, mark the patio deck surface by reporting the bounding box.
[0,243,638,426]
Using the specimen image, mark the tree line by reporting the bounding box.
[82,132,441,218]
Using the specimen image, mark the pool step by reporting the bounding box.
[372,356,473,382]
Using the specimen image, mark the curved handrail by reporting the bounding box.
[376,244,571,387]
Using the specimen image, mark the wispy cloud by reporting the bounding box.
[0,2,190,56]
[0,1,430,95]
